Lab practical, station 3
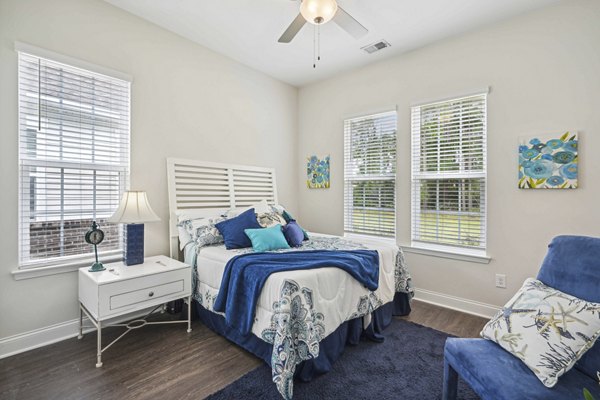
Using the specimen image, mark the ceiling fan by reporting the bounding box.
[278,0,369,44]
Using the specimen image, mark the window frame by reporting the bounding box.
[16,44,131,272]
[343,110,398,239]
[410,91,488,256]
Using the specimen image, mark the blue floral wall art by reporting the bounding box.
[307,155,330,189]
[518,132,578,189]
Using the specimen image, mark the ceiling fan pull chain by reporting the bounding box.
[318,23,321,61]
[313,24,316,68]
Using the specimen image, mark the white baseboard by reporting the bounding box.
[0,308,161,359]
[414,287,500,319]
[0,290,499,359]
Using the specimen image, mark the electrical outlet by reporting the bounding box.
[495,274,507,289]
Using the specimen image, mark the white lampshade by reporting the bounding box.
[300,0,338,25]
[107,191,160,224]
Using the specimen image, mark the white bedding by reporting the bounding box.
[188,233,401,341]
[184,232,411,399]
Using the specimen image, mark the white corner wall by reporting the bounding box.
[297,0,600,310]
[1,0,599,357]
[0,0,298,343]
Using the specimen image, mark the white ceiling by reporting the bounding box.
[104,0,560,87]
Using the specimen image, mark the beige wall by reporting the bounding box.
[0,0,298,338]
[297,0,600,309]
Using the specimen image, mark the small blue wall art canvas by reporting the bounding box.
[307,155,330,189]
[518,132,578,189]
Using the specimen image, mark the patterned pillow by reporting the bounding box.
[224,201,287,228]
[481,278,600,387]
[257,210,287,228]
[177,215,225,249]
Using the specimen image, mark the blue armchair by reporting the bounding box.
[443,235,600,400]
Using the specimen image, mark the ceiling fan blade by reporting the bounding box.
[278,13,306,43]
[333,6,368,39]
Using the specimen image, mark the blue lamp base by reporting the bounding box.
[124,223,145,266]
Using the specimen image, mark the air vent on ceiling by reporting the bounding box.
[361,40,391,54]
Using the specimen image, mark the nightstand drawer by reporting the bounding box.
[110,279,185,310]
[96,267,191,319]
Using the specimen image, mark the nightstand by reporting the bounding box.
[78,255,192,367]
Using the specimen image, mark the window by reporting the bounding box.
[18,50,130,268]
[344,111,397,238]
[411,92,487,253]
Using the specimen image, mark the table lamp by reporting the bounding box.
[107,191,160,266]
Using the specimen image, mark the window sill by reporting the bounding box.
[12,254,123,280]
[402,244,491,264]
[344,233,397,246]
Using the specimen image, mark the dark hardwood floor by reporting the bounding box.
[398,300,487,339]
[0,300,487,400]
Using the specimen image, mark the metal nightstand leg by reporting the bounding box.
[96,320,103,368]
[77,305,83,340]
[187,295,192,333]
[78,304,103,367]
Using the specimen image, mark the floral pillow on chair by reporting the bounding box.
[481,278,600,387]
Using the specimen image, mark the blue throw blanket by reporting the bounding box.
[213,250,380,335]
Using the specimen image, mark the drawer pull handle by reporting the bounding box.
[148,291,154,297]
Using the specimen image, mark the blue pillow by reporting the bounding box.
[281,211,309,241]
[215,208,261,249]
[282,220,305,247]
[244,224,290,252]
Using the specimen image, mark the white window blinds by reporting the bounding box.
[18,51,130,268]
[344,111,397,238]
[411,93,487,251]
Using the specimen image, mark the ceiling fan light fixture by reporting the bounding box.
[300,0,338,25]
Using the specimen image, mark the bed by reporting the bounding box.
[166,158,413,399]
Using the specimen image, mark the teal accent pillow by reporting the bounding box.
[244,224,291,252]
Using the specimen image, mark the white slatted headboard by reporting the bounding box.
[166,158,278,258]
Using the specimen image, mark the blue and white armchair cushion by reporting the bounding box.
[481,278,600,388]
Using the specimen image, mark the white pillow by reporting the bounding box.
[253,199,271,214]
[176,225,193,251]
[176,209,224,222]
[481,278,600,387]
[270,203,287,215]
[223,199,272,218]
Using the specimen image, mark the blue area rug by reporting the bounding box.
[207,319,479,399]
